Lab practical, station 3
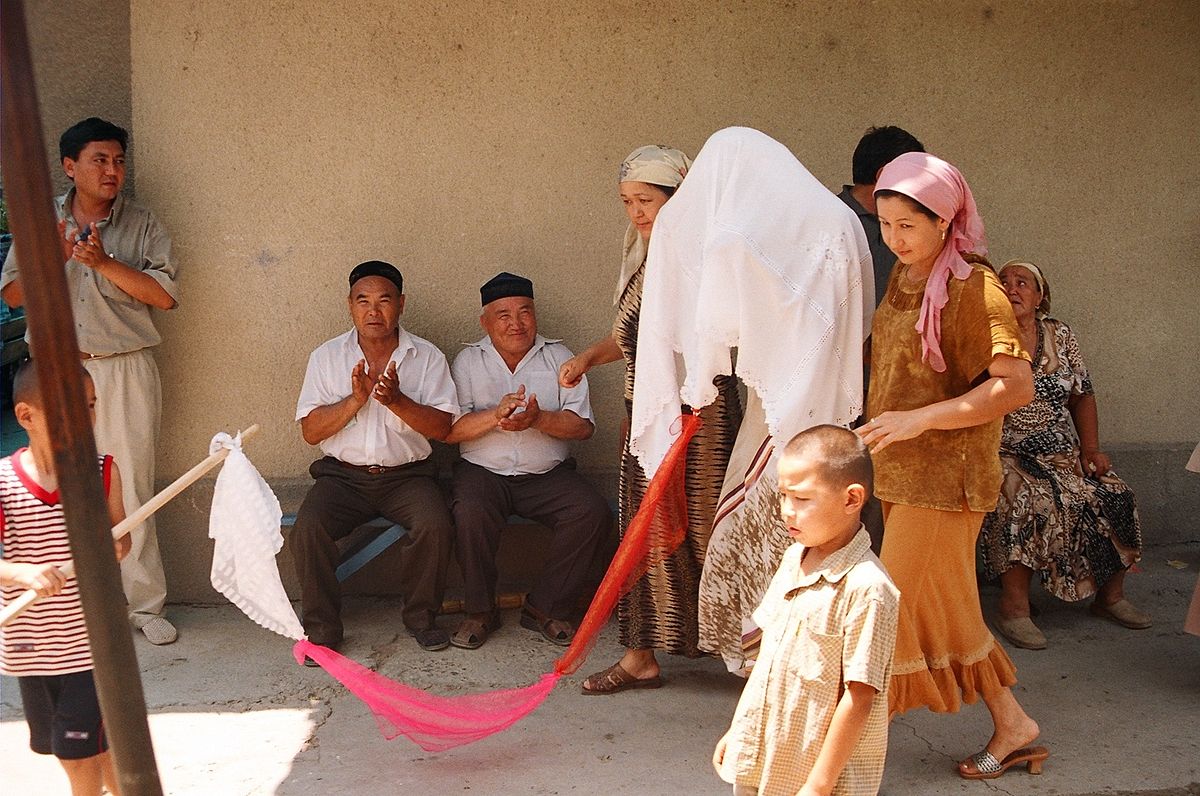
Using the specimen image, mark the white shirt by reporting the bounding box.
[295,328,458,466]
[451,335,593,476]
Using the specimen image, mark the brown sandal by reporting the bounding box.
[580,661,663,695]
[519,605,575,646]
[451,611,501,650]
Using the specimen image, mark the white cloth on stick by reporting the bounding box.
[208,432,305,640]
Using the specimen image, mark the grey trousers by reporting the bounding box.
[290,456,453,645]
[451,459,611,619]
[85,349,165,628]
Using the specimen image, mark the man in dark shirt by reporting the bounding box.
[836,126,924,306]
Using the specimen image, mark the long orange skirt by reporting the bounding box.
[881,502,1017,714]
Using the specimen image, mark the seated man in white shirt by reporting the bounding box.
[446,273,612,649]
[292,261,458,653]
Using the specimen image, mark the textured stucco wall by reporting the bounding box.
[26,1,1200,598]
[7,1,132,194]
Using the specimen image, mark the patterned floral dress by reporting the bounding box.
[980,317,1142,601]
[613,263,742,655]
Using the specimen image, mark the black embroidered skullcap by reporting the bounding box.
[348,260,403,294]
[480,272,534,306]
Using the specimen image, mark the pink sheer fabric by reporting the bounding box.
[293,640,560,752]
[294,414,701,751]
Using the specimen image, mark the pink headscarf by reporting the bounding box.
[875,152,987,372]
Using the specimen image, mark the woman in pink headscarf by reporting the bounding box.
[856,152,1046,781]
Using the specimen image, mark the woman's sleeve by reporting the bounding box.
[1055,320,1094,396]
[953,269,1029,382]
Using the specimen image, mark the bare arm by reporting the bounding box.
[445,386,529,444]
[373,361,452,442]
[800,681,878,796]
[107,460,131,561]
[857,353,1033,453]
[0,561,67,595]
[529,408,594,440]
[74,224,176,310]
[1068,392,1112,474]
[558,334,623,388]
[0,280,22,308]
[300,360,372,445]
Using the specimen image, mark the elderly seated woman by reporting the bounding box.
[980,260,1150,650]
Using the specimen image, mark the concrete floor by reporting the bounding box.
[3,541,1199,795]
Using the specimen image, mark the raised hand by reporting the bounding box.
[493,385,528,423]
[71,223,113,270]
[351,359,374,406]
[372,361,403,407]
[499,392,540,432]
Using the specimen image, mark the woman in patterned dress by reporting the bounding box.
[558,145,741,694]
[981,260,1148,650]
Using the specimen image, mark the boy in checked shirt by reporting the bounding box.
[713,425,899,795]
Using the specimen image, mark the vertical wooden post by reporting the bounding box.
[0,1,164,793]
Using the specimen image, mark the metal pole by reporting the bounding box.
[0,1,164,793]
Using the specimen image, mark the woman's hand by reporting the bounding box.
[558,354,590,388]
[856,408,931,453]
[1080,448,1112,476]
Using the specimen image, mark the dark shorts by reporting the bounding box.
[18,670,108,759]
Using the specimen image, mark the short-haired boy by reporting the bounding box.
[713,425,899,795]
[1,361,129,795]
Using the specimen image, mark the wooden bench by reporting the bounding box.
[281,514,407,583]
[282,497,618,586]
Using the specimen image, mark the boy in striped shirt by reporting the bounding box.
[1,360,129,795]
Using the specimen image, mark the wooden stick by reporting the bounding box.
[0,425,260,627]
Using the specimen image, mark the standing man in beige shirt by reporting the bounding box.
[1,117,180,645]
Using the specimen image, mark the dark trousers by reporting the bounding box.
[290,456,453,645]
[451,459,612,619]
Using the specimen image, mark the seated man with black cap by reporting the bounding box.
[292,260,458,653]
[446,272,611,649]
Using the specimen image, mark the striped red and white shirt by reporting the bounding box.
[0,449,112,676]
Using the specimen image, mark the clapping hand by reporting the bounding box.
[351,359,374,407]
[499,391,540,431]
[71,223,113,270]
[493,384,528,423]
[372,361,404,407]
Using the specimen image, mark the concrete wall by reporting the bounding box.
[8,1,132,194]
[23,1,1200,599]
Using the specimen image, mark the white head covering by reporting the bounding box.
[614,145,692,304]
[630,127,874,476]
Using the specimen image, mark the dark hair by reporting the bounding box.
[12,359,92,407]
[782,424,874,496]
[59,117,128,161]
[851,126,924,185]
[874,189,940,222]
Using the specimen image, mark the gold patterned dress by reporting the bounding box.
[868,256,1029,714]
[614,263,741,655]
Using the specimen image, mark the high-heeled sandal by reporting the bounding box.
[958,746,1049,780]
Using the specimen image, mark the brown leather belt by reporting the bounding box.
[336,461,409,474]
